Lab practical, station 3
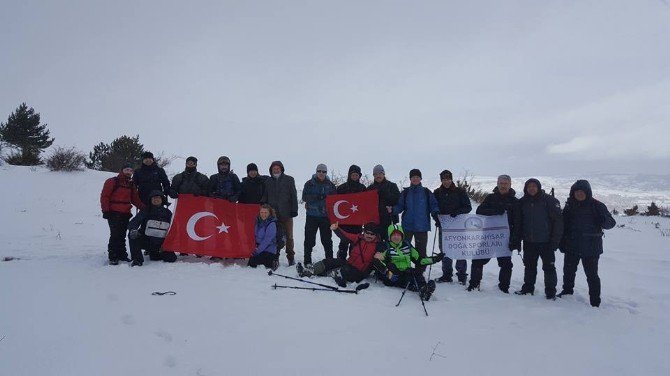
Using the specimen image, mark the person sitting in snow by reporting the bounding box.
[558,180,616,307]
[100,162,145,265]
[127,190,175,266]
[248,204,280,270]
[373,224,443,301]
[296,222,384,287]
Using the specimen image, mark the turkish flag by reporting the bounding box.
[162,195,259,258]
[326,190,379,225]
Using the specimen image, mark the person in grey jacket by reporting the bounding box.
[302,163,337,265]
[168,156,210,198]
[264,161,299,265]
[558,180,616,307]
[515,178,563,299]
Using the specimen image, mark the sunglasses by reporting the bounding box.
[317,170,327,173]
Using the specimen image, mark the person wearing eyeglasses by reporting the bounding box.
[301,163,336,266]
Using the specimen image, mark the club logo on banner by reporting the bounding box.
[326,190,379,225]
[162,195,259,258]
[439,213,510,260]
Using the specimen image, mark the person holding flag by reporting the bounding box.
[367,164,400,240]
[334,164,367,259]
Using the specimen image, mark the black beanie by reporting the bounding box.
[141,151,154,160]
[247,163,258,173]
[440,170,453,180]
[121,162,134,171]
[409,168,422,178]
[348,164,362,176]
[186,156,198,164]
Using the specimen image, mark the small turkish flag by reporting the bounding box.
[326,190,379,225]
[162,195,259,258]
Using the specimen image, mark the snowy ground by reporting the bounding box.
[1,166,669,375]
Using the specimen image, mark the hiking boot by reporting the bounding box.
[457,277,467,285]
[330,269,346,288]
[498,285,509,294]
[466,282,480,292]
[557,290,573,298]
[296,262,313,278]
[420,280,437,301]
[109,259,119,266]
[514,289,535,296]
[436,275,453,283]
[590,297,601,307]
[131,260,143,267]
[546,294,556,300]
[119,256,131,262]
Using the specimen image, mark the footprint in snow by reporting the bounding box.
[121,314,135,325]
[155,330,173,342]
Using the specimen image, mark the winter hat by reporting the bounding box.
[269,161,285,174]
[217,156,231,165]
[316,163,328,172]
[409,169,422,179]
[141,151,154,160]
[149,190,164,199]
[186,156,198,164]
[373,164,385,175]
[363,222,379,234]
[247,163,258,173]
[348,164,362,176]
[523,178,542,196]
[121,162,134,171]
[570,179,592,200]
[440,170,453,180]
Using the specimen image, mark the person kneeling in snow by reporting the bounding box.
[296,222,383,287]
[373,224,443,301]
[128,190,175,266]
[248,204,280,270]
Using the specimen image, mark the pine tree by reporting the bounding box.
[86,135,144,172]
[0,103,54,165]
[646,202,660,216]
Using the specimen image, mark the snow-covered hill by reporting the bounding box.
[1,166,669,375]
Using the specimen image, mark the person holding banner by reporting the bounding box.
[393,169,440,272]
[302,163,337,265]
[470,175,521,293]
[334,164,367,259]
[367,164,400,240]
[168,156,210,199]
[558,180,616,307]
[515,178,563,299]
[248,204,279,270]
[433,169,472,284]
[373,224,443,300]
[127,190,175,266]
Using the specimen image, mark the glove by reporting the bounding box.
[434,221,441,229]
[291,211,298,218]
[432,253,445,263]
[102,211,110,220]
[128,229,140,239]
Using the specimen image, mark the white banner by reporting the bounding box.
[439,214,510,260]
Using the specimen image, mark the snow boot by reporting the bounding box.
[330,269,347,288]
[557,290,573,298]
[498,285,509,294]
[296,262,313,278]
[466,282,480,292]
[514,288,535,296]
[436,275,453,283]
[109,259,119,266]
[420,280,437,301]
[590,296,601,307]
[131,260,143,267]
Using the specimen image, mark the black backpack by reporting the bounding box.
[275,220,286,250]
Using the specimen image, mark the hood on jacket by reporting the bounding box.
[569,179,593,200]
[387,224,405,244]
[148,190,165,205]
[348,164,362,180]
[269,160,285,175]
[523,178,542,196]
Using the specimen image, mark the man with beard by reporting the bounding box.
[168,156,210,198]
[366,164,400,240]
[334,164,366,259]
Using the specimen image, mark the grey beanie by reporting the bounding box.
[373,164,385,174]
[316,163,328,172]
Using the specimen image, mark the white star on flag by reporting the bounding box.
[350,205,359,213]
[217,222,231,233]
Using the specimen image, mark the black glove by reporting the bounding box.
[431,214,440,227]
[434,221,441,228]
[102,211,110,220]
[291,211,298,218]
[432,253,445,263]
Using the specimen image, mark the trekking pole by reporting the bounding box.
[427,225,439,281]
[412,273,429,317]
[395,279,412,307]
[271,283,363,294]
[268,270,339,291]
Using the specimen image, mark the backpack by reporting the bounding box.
[275,220,286,250]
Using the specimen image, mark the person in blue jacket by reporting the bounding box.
[558,180,616,307]
[393,168,440,272]
[248,204,279,270]
[302,163,336,265]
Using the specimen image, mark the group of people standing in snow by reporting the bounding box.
[100,153,616,307]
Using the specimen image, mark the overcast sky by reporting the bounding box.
[2,0,669,181]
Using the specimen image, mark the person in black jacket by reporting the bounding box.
[209,156,241,202]
[470,174,521,292]
[264,161,299,265]
[433,170,472,284]
[133,151,170,206]
[127,190,175,266]
[367,164,400,241]
[334,164,367,259]
[515,178,563,299]
[168,156,210,198]
[238,163,267,204]
[558,180,616,307]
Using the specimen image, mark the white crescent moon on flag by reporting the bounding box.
[186,212,218,241]
[333,200,350,219]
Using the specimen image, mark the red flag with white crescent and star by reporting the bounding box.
[162,195,259,258]
[326,190,379,225]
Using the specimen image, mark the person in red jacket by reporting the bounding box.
[100,163,145,265]
[296,222,383,287]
